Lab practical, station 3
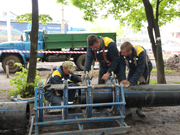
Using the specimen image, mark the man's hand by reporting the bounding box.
[78,82,82,86]
[81,74,86,81]
[101,72,110,81]
[120,80,130,87]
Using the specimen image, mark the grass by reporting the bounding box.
[149,80,157,84]
[167,82,172,84]
[0,89,6,96]
[0,89,6,91]
[172,81,180,84]
[150,80,173,84]
[165,69,173,73]
[151,69,173,73]
[0,92,5,95]
[151,69,157,73]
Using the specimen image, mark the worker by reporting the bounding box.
[120,41,153,117]
[81,35,122,84]
[44,61,82,106]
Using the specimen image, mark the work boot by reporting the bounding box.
[125,108,132,118]
[136,108,145,118]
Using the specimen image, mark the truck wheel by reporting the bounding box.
[76,54,95,71]
[2,55,21,73]
[76,54,86,71]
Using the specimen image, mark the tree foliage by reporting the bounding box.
[89,22,124,36]
[89,22,111,32]
[17,13,52,25]
[115,26,124,37]
[56,0,180,32]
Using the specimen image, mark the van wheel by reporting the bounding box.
[76,54,86,71]
[2,55,21,73]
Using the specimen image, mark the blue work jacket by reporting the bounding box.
[84,37,120,74]
[120,46,152,84]
[47,66,82,85]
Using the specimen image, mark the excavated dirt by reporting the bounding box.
[0,61,180,135]
[165,54,180,70]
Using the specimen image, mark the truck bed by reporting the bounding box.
[43,33,116,50]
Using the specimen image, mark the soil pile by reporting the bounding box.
[164,54,180,70]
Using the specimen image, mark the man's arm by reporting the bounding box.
[119,53,126,81]
[106,42,120,74]
[129,51,146,85]
[70,72,82,83]
[84,46,94,73]
[82,46,94,81]
[119,53,128,86]
[48,75,64,84]
[101,42,120,81]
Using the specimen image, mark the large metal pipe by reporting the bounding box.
[79,84,180,107]
[0,101,30,130]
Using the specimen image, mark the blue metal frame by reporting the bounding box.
[29,75,129,135]
[63,81,68,119]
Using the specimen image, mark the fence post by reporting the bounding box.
[6,65,9,78]
[51,65,53,73]
[25,62,28,69]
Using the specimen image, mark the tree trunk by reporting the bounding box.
[26,0,39,96]
[143,0,166,84]
[153,21,166,84]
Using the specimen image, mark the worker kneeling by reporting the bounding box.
[44,61,82,106]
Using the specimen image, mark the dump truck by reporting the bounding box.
[0,30,116,73]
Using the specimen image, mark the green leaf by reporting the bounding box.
[17,13,52,25]
[8,60,42,98]
[56,0,180,32]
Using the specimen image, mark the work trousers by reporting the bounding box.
[44,83,78,106]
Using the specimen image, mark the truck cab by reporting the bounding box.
[0,30,44,73]
[22,30,44,59]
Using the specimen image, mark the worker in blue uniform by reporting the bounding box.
[120,41,153,117]
[81,35,122,84]
[45,61,82,106]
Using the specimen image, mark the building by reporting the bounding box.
[0,11,86,42]
[0,21,68,42]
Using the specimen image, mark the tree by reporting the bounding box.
[115,26,124,37]
[25,0,39,96]
[16,1,52,96]
[56,0,180,84]
[17,13,52,25]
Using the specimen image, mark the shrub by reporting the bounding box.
[8,62,42,98]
